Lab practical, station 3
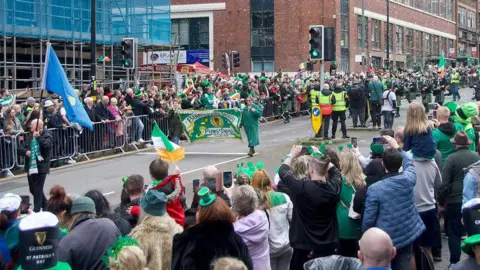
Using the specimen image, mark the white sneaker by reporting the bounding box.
[138,138,145,143]
[66,160,76,164]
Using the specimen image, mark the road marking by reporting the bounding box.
[138,152,248,156]
[180,154,258,176]
[103,191,116,196]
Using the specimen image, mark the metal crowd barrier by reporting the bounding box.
[15,127,78,168]
[125,114,169,150]
[0,135,16,175]
[77,120,127,159]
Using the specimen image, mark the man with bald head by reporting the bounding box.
[359,228,396,269]
[190,165,230,208]
[18,118,53,212]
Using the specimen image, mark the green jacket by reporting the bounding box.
[433,123,459,168]
[336,178,362,239]
[367,81,384,101]
[201,93,215,110]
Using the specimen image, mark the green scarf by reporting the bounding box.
[29,138,43,175]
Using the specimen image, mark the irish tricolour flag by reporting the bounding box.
[151,123,185,162]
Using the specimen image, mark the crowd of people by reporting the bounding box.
[2,95,480,269]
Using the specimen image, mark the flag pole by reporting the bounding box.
[36,43,51,131]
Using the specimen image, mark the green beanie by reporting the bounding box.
[444,101,458,115]
[370,142,384,155]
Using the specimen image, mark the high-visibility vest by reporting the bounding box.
[332,91,347,111]
[319,94,333,115]
[451,73,460,84]
[310,90,321,106]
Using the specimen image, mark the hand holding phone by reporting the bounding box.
[223,171,233,188]
[192,179,200,191]
[373,137,384,145]
[351,137,358,148]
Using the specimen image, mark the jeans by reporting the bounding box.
[447,203,465,264]
[270,247,293,270]
[172,136,180,145]
[451,84,460,101]
[391,243,413,270]
[28,173,47,212]
[134,117,145,141]
[331,111,347,136]
[370,101,382,127]
[351,107,365,127]
[382,111,394,129]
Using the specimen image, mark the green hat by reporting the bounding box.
[457,102,479,122]
[370,142,384,155]
[461,198,480,255]
[198,187,216,207]
[71,196,96,215]
[134,88,142,97]
[444,101,457,115]
[140,189,167,216]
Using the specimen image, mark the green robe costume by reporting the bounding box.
[336,178,361,239]
[241,103,262,147]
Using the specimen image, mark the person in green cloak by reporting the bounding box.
[241,96,262,157]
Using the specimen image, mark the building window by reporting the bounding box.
[439,0,446,17]
[404,0,411,5]
[171,18,210,50]
[442,37,447,54]
[396,26,403,54]
[446,0,453,20]
[371,56,382,69]
[459,42,466,55]
[385,23,393,53]
[425,33,431,56]
[448,39,454,55]
[415,0,423,10]
[357,16,368,48]
[415,31,423,64]
[251,12,274,47]
[433,36,439,56]
[424,0,431,13]
[372,19,381,50]
[252,61,274,72]
[406,28,414,54]
[459,7,466,28]
[432,0,438,15]
[467,10,476,30]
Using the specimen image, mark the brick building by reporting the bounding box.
[167,0,459,73]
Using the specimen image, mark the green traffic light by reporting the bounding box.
[312,51,319,57]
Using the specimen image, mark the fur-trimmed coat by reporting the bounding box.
[129,215,183,270]
[171,220,253,270]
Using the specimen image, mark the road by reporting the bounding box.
[0,88,474,268]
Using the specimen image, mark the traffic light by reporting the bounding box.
[309,25,323,61]
[121,38,136,69]
[232,51,240,68]
[323,27,335,61]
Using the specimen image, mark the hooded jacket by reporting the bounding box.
[59,218,120,270]
[129,215,183,270]
[278,164,341,252]
[348,83,366,109]
[433,122,458,167]
[172,220,253,270]
[234,210,270,270]
[266,191,293,257]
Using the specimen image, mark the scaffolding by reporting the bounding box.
[0,0,171,91]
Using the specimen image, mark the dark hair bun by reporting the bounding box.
[49,185,66,200]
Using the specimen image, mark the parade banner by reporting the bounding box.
[311,105,322,134]
[177,109,243,143]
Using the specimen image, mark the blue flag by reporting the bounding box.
[41,43,93,130]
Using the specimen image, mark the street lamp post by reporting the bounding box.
[362,0,366,72]
[90,0,96,92]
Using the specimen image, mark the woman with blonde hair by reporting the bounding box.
[109,246,147,270]
[403,103,436,159]
[212,257,248,270]
[251,170,293,270]
[336,150,366,257]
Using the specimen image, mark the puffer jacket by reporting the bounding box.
[362,150,426,249]
[129,215,183,270]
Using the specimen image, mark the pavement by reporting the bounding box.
[0,88,475,268]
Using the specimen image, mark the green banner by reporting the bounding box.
[177,109,243,143]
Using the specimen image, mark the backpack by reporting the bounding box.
[382,91,393,107]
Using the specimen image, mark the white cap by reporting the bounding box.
[44,100,54,108]
[0,193,22,212]
[19,211,58,231]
